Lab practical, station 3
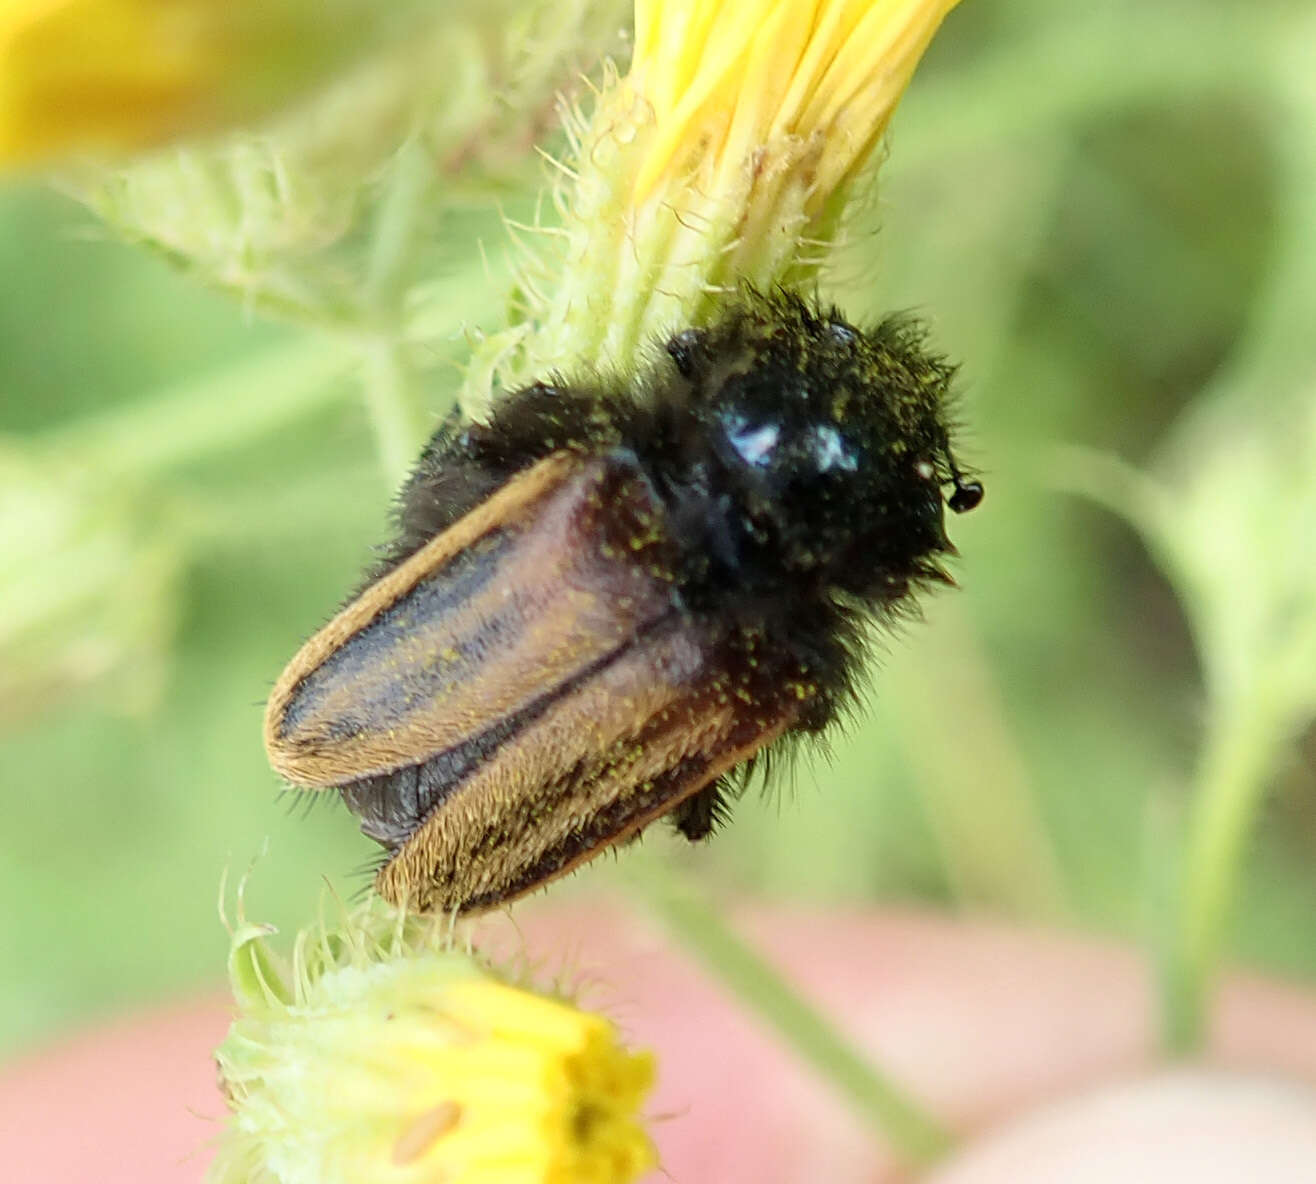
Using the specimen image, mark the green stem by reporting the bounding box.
[361,338,428,486]
[360,138,438,484]
[364,139,435,310]
[1162,691,1287,1054]
[640,872,954,1165]
[895,603,1069,919]
[39,337,356,479]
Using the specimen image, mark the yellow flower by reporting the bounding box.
[471,0,962,411]
[0,0,413,167]
[211,900,656,1184]
[2,0,202,164]
[629,0,959,209]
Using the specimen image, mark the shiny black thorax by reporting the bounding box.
[353,292,977,842]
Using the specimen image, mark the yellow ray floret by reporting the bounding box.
[629,0,962,204]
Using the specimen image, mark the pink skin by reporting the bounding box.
[3,904,1316,1183]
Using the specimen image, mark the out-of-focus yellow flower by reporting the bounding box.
[0,0,414,167]
[211,900,657,1184]
[473,0,962,409]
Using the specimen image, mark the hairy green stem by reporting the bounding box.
[641,873,954,1165]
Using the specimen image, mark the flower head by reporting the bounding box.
[471,0,962,411]
[211,898,656,1184]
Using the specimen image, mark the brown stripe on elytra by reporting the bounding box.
[375,621,805,914]
[279,529,510,743]
[338,610,680,851]
[265,451,681,788]
[458,725,791,915]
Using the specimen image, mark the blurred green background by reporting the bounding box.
[3,0,1314,1061]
